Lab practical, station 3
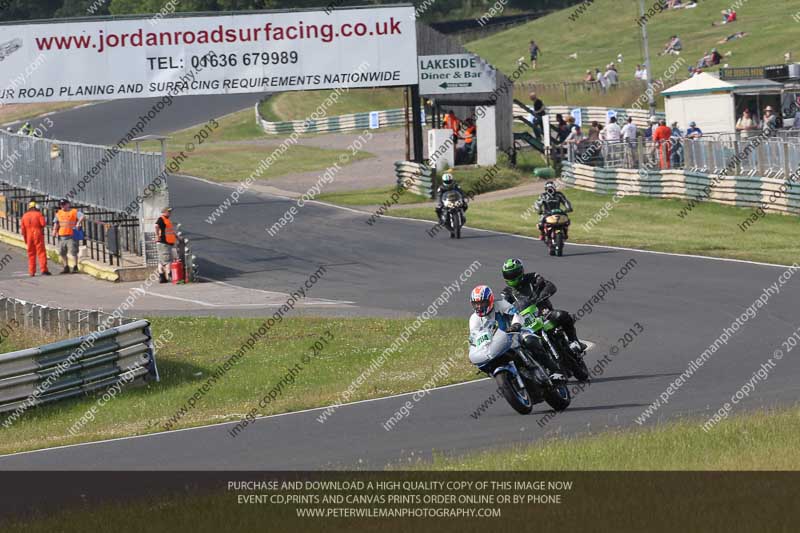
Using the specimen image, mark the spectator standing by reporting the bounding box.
[670,122,684,167]
[604,64,619,87]
[686,121,703,138]
[529,40,540,70]
[792,109,800,129]
[156,207,177,284]
[587,120,602,141]
[529,92,546,139]
[762,106,778,135]
[653,119,673,169]
[556,116,571,144]
[52,199,84,274]
[736,108,758,138]
[565,125,584,144]
[601,117,622,164]
[621,117,638,167]
[20,201,50,277]
[596,68,607,92]
[645,116,658,140]
[601,117,622,141]
[443,110,460,144]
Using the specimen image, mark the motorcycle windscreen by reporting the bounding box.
[468,327,512,365]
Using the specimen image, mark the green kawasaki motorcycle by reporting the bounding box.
[516,296,591,382]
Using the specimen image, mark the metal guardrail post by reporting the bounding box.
[88,311,99,333]
[68,309,78,335]
[23,302,32,330]
[784,142,791,180]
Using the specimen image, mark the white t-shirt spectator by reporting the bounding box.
[621,122,638,141]
[601,122,622,141]
[605,69,618,86]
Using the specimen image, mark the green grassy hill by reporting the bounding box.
[468,0,799,85]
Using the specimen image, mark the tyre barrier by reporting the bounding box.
[256,102,408,135]
[0,319,159,415]
[395,161,435,199]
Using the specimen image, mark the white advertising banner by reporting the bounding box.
[0,6,418,103]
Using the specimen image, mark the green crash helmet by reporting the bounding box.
[501,258,525,287]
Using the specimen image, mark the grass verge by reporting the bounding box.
[137,109,371,182]
[0,102,90,125]
[317,151,548,207]
[424,405,800,470]
[317,187,429,206]
[0,316,475,456]
[259,88,405,122]
[392,187,800,266]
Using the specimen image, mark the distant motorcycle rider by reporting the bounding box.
[535,180,572,240]
[469,285,564,380]
[435,171,468,225]
[500,258,587,356]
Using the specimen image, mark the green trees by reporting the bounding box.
[0,0,589,23]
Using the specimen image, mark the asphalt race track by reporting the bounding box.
[0,98,798,469]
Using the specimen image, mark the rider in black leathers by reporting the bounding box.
[500,258,587,356]
[535,180,573,240]
[435,171,468,226]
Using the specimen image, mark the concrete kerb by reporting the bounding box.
[0,227,152,282]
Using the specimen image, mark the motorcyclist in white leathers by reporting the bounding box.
[469,285,563,380]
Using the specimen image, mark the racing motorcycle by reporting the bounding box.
[442,190,466,239]
[469,324,571,415]
[515,295,590,382]
[543,209,570,257]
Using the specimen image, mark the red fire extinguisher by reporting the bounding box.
[170,259,185,284]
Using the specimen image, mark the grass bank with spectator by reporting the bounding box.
[0,316,477,455]
[469,0,796,87]
[137,109,372,182]
[392,188,800,266]
[424,405,800,470]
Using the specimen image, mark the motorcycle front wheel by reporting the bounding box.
[544,383,571,411]
[494,371,533,415]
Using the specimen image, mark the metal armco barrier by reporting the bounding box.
[0,319,159,415]
[395,161,435,198]
[256,102,408,135]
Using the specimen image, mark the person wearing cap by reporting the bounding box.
[20,201,50,277]
[686,121,703,139]
[155,207,177,284]
[52,199,84,274]
[762,106,778,134]
[645,116,658,140]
